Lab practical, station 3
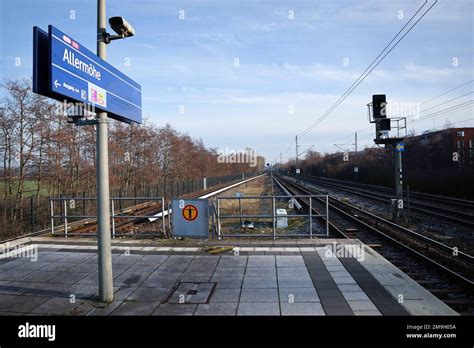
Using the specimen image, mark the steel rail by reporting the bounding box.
[276,175,474,288]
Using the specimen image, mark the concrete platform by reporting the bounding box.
[0,238,458,316]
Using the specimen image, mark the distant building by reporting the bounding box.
[405,127,474,167]
[256,156,265,172]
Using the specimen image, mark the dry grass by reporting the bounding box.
[215,176,314,236]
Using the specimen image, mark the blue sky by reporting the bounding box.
[1,0,473,162]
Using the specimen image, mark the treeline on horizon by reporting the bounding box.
[0,78,260,235]
[283,133,474,199]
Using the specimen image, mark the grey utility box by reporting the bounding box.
[171,198,209,238]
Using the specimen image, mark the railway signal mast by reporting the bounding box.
[368,94,407,220]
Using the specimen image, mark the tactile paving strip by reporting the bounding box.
[338,257,409,315]
[302,252,354,315]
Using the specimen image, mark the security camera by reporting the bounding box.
[108,17,135,38]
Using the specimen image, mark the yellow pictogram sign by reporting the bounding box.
[182,204,198,221]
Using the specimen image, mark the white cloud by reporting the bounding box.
[282,63,360,81]
[403,62,467,79]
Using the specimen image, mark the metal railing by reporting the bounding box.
[214,195,329,239]
[50,197,166,237]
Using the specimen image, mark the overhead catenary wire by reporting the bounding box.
[331,79,474,145]
[296,0,437,139]
[298,144,315,157]
[356,101,474,142]
[299,99,473,158]
[409,100,474,124]
[282,1,432,156]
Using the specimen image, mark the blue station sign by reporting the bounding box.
[33,25,142,124]
[395,143,405,152]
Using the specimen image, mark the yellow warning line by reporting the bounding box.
[202,246,234,254]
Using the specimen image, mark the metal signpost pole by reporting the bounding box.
[394,145,403,220]
[355,132,358,153]
[239,196,243,227]
[396,150,403,198]
[398,150,403,219]
[34,0,141,303]
[96,0,113,302]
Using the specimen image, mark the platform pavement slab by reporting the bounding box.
[244,275,280,288]
[212,267,246,278]
[276,267,310,277]
[209,288,241,303]
[339,242,458,316]
[152,303,197,316]
[30,297,86,315]
[110,301,160,316]
[195,302,238,316]
[240,288,279,303]
[217,256,248,268]
[246,255,276,268]
[211,277,243,289]
[0,294,49,313]
[237,302,280,316]
[126,287,170,302]
[244,267,276,277]
[0,241,459,316]
[278,287,320,303]
[280,302,325,316]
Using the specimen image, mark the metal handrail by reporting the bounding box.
[50,197,166,237]
[215,195,329,239]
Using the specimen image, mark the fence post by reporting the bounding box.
[217,198,221,240]
[50,199,54,235]
[203,177,207,190]
[272,197,276,240]
[161,197,166,238]
[30,196,34,232]
[309,196,313,239]
[111,199,116,238]
[210,200,215,239]
[239,197,243,227]
[326,196,329,236]
[168,202,172,237]
[63,199,68,238]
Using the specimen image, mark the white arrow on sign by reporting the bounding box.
[54,80,60,88]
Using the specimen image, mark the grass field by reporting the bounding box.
[0,179,50,197]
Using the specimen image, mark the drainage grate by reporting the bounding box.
[166,282,216,304]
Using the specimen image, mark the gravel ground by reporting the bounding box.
[301,181,474,255]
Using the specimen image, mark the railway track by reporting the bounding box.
[274,174,474,315]
[294,175,474,228]
[308,175,474,211]
[272,175,353,239]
